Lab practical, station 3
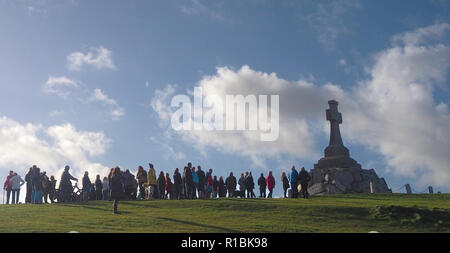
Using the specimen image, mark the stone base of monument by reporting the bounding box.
[308,160,391,195]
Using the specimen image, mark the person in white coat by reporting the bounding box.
[10,173,25,204]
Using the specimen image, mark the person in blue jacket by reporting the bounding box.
[289,166,299,198]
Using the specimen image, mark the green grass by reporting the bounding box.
[1,194,449,233]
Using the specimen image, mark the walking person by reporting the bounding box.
[136,166,147,200]
[281,172,290,198]
[266,171,275,198]
[110,166,124,214]
[289,166,299,198]
[298,167,311,199]
[258,173,266,198]
[10,172,25,204]
[3,171,14,204]
[225,172,236,197]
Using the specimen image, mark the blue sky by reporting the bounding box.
[1,0,450,202]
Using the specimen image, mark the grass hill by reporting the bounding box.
[0,194,449,233]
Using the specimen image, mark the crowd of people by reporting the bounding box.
[3,162,311,214]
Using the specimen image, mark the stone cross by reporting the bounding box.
[324,100,350,157]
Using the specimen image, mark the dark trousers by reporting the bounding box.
[5,189,11,204]
[301,183,309,199]
[113,199,119,213]
[26,184,32,203]
[291,182,298,198]
[138,182,146,199]
[174,184,182,200]
[268,188,273,198]
[11,189,20,204]
[259,187,266,198]
[227,189,234,198]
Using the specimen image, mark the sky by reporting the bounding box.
[1,0,450,203]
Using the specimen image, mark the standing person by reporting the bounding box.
[31,167,43,204]
[110,166,124,214]
[191,167,198,199]
[218,176,226,198]
[3,171,14,204]
[42,172,50,203]
[95,175,103,200]
[225,172,237,197]
[266,171,275,198]
[10,173,25,204]
[298,167,311,199]
[183,166,194,199]
[102,177,109,200]
[238,173,246,197]
[157,171,166,199]
[136,166,147,200]
[60,165,78,203]
[212,176,218,198]
[205,169,213,199]
[82,171,92,202]
[258,173,266,198]
[25,167,33,203]
[48,176,57,203]
[165,173,173,200]
[196,166,206,199]
[173,168,182,200]
[281,172,290,198]
[147,163,157,200]
[123,170,135,200]
[246,172,256,198]
[289,166,299,198]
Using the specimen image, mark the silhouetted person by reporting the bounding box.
[157,171,166,199]
[25,167,33,203]
[82,171,92,202]
[246,172,256,198]
[183,166,193,199]
[42,171,50,203]
[218,176,226,198]
[110,166,124,214]
[258,173,266,198]
[281,172,289,198]
[48,176,57,203]
[196,166,206,199]
[31,167,43,204]
[136,166,147,200]
[102,177,109,200]
[95,174,103,200]
[60,165,78,202]
[289,166,299,198]
[205,169,213,199]
[165,173,173,199]
[298,167,311,199]
[173,168,182,200]
[266,171,275,198]
[225,172,236,197]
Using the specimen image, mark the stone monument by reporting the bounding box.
[308,100,391,195]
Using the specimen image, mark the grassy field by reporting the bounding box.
[0,194,449,233]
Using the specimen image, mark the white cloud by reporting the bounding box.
[90,88,125,120]
[180,0,227,22]
[304,0,361,49]
[338,59,347,66]
[0,116,111,190]
[151,23,450,188]
[42,76,78,98]
[67,46,116,71]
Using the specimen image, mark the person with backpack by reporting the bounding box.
[3,170,14,204]
[298,167,311,199]
[10,172,25,204]
[266,171,275,198]
[225,172,236,197]
[136,166,147,200]
[173,168,182,200]
[147,163,157,200]
[82,171,92,202]
[258,173,266,198]
[289,166,299,198]
[281,172,290,198]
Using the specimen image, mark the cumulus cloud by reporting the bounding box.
[67,46,116,71]
[42,76,78,98]
[90,88,125,120]
[0,116,111,190]
[151,23,450,188]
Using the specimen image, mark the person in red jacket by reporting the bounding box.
[3,171,14,204]
[266,171,275,198]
